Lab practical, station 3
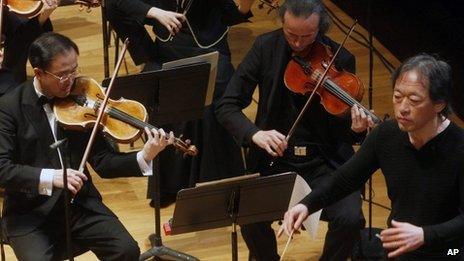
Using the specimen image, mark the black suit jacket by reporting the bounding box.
[2,7,53,83]
[216,29,362,172]
[0,81,143,237]
[106,0,251,64]
[0,68,17,96]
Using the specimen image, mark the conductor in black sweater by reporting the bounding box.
[280,54,464,260]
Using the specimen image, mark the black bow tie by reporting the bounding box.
[38,95,55,106]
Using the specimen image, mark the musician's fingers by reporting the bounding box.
[351,105,359,123]
[359,107,367,121]
[388,245,408,258]
[176,13,186,22]
[152,128,160,146]
[66,182,78,195]
[163,23,174,35]
[144,127,153,140]
[264,144,278,157]
[269,136,285,156]
[268,139,283,157]
[271,130,286,141]
[367,115,375,128]
[282,212,294,237]
[294,212,306,231]
[167,131,174,145]
[158,128,167,146]
[69,169,88,182]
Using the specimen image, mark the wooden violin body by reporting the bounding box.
[284,41,380,123]
[3,0,43,17]
[54,76,146,143]
[54,76,198,156]
[3,0,101,17]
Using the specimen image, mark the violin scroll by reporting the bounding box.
[173,136,198,157]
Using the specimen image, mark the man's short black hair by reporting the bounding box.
[29,32,79,70]
[278,0,331,34]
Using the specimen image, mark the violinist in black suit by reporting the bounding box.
[0,32,174,260]
[216,0,375,260]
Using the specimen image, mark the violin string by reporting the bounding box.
[311,70,356,105]
[323,80,378,120]
[312,70,377,119]
[106,106,152,129]
[105,106,185,145]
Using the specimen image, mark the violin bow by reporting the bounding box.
[286,21,358,142]
[77,38,129,172]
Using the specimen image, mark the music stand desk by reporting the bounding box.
[170,172,297,261]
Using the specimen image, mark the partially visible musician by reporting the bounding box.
[106,0,255,206]
[2,0,59,83]
[281,54,464,260]
[215,0,374,260]
[0,49,16,96]
[0,32,173,260]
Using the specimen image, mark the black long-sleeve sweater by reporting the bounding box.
[302,120,464,259]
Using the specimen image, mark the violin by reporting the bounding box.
[2,0,42,17]
[284,41,381,124]
[1,0,101,17]
[53,76,198,157]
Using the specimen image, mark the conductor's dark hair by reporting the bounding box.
[392,54,453,117]
[279,0,331,34]
[29,32,79,70]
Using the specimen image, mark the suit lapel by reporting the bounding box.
[22,82,62,169]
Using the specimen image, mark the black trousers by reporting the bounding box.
[8,200,139,261]
[241,162,365,261]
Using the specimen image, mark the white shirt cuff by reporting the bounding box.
[137,151,153,176]
[39,169,54,196]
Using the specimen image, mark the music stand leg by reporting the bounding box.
[139,157,199,261]
[231,222,238,261]
[101,0,110,78]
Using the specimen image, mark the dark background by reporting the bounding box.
[331,0,464,120]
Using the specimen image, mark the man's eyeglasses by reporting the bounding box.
[44,67,81,83]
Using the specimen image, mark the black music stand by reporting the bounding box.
[103,62,212,261]
[169,172,297,261]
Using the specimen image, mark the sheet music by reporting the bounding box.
[288,175,322,239]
